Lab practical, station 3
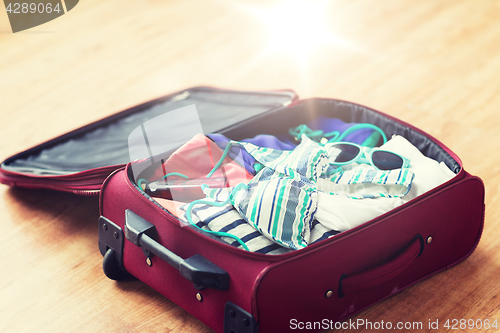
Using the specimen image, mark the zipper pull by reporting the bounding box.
[171,91,190,101]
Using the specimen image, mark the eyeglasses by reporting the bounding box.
[326,142,410,170]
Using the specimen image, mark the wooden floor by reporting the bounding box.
[1,0,499,332]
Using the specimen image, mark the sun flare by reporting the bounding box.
[255,0,337,63]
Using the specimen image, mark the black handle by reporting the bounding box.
[124,209,229,291]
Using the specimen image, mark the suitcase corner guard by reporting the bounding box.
[224,302,258,333]
[98,216,130,280]
[123,209,230,291]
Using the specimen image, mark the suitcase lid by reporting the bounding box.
[0,86,298,194]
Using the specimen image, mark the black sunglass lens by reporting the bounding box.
[372,151,404,170]
[332,144,360,163]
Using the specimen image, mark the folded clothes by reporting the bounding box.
[149,133,253,185]
[315,192,405,232]
[154,128,456,255]
[313,135,456,232]
[209,116,378,151]
[180,188,340,254]
[208,133,295,151]
[282,117,382,147]
[221,137,328,250]
[207,133,294,175]
[177,136,329,251]
[141,133,254,216]
[181,136,416,251]
[380,135,456,201]
[182,194,293,255]
[317,165,414,199]
[207,117,381,174]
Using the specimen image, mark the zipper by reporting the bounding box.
[186,88,295,108]
[72,189,100,196]
[0,165,121,194]
[171,91,190,101]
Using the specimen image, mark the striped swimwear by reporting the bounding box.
[317,165,414,199]
[180,135,414,254]
[184,187,340,254]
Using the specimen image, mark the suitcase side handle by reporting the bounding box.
[338,234,424,298]
[124,209,230,291]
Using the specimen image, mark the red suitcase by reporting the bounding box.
[0,87,484,333]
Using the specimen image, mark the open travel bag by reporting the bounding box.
[0,87,485,333]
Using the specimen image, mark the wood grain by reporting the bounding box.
[1,0,499,332]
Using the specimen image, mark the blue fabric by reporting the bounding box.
[243,134,296,150]
[207,118,374,175]
[208,133,294,150]
[208,133,296,175]
[208,117,376,161]
[279,117,376,146]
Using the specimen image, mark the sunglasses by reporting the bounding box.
[327,142,410,170]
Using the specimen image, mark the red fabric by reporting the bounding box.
[151,133,252,184]
[148,134,253,200]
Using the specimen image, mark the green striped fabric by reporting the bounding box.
[203,135,415,250]
[219,136,327,250]
[320,166,415,199]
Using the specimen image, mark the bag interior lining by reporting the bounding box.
[1,88,295,175]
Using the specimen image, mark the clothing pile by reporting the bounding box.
[140,119,456,255]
